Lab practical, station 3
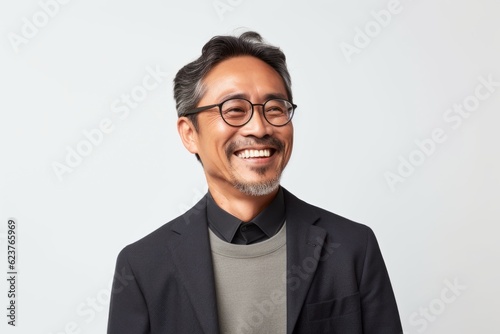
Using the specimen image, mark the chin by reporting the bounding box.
[232,177,281,197]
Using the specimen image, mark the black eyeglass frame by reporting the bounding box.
[181,97,297,127]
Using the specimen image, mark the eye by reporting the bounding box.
[265,100,289,116]
[266,106,285,114]
[224,107,246,114]
[221,99,250,118]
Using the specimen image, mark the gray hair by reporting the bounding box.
[173,31,293,130]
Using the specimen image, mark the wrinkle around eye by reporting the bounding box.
[200,111,227,128]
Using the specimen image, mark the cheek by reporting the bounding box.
[198,117,238,155]
[282,126,294,147]
[282,128,294,160]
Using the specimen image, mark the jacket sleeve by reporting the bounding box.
[107,247,150,334]
[359,227,403,334]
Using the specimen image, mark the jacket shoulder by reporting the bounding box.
[284,189,372,230]
[118,195,207,261]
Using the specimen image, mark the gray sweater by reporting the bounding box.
[209,223,287,334]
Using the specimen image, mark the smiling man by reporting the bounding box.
[107,31,403,334]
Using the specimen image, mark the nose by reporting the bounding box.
[240,105,274,138]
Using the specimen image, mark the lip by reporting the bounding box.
[235,154,276,166]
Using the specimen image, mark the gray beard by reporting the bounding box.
[232,175,281,196]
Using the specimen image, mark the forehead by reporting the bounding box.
[200,56,287,101]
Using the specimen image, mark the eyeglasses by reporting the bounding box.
[182,98,297,127]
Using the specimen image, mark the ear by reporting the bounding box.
[177,117,199,154]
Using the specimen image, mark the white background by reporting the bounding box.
[1,0,499,333]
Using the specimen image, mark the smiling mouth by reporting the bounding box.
[234,148,275,159]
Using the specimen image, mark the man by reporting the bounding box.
[107,31,402,334]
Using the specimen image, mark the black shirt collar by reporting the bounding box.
[207,187,285,244]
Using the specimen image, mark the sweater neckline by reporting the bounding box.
[208,222,286,259]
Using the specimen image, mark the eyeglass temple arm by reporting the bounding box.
[182,104,219,116]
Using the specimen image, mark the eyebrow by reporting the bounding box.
[218,92,289,103]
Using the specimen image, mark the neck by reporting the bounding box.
[208,183,279,222]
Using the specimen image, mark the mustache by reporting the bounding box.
[226,136,285,159]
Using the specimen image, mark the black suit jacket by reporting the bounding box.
[107,188,402,333]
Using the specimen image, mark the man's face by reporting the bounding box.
[180,56,293,197]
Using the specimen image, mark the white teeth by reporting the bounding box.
[237,149,271,159]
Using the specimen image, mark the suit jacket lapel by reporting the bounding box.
[283,189,327,334]
[167,195,220,334]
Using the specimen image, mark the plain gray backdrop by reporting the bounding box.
[1,0,499,333]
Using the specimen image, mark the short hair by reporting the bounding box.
[173,31,293,130]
